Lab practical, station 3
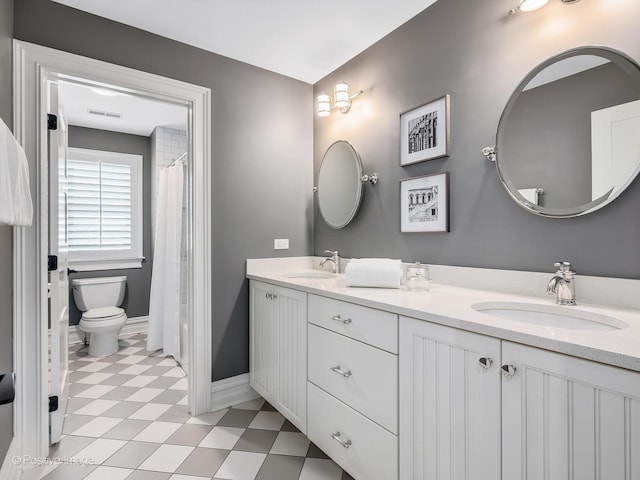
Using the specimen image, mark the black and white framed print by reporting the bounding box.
[400,172,450,233]
[400,94,450,166]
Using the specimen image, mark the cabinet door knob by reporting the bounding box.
[478,357,493,370]
[330,431,352,448]
[501,364,517,378]
[330,365,352,378]
[331,315,352,325]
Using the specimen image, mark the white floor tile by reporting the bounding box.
[75,385,117,399]
[248,411,285,431]
[117,346,144,355]
[116,355,147,365]
[138,444,194,473]
[128,403,172,421]
[83,466,134,480]
[71,438,128,465]
[124,388,164,403]
[133,421,182,443]
[176,395,188,406]
[163,367,186,378]
[269,431,310,457]
[187,409,228,426]
[119,364,153,375]
[157,358,178,367]
[299,458,343,480]
[74,399,120,416]
[76,373,115,385]
[121,375,157,388]
[77,362,111,373]
[198,426,244,449]
[214,451,267,480]
[72,417,123,437]
[231,398,265,411]
[169,475,210,480]
[168,378,188,391]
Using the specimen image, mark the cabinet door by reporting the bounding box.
[502,341,640,480]
[399,317,502,480]
[274,285,307,432]
[249,281,278,400]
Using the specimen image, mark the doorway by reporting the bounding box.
[13,40,212,467]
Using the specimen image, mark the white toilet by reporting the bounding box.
[71,276,128,357]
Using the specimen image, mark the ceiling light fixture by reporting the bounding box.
[316,81,364,117]
[509,0,580,15]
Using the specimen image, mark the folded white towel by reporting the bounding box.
[345,258,402,289]
[0,118,33,226]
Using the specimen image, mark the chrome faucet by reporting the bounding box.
[546,261,576,305]
[319,250,340,274]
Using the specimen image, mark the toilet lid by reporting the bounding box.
[84,307,124,320]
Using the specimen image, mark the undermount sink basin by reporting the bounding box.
[472,302,628,331]
[284,272,337,279]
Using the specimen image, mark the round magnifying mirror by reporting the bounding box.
[317,141,364,229]
[496,47,640,217]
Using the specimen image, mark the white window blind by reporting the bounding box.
[66,148,143,270]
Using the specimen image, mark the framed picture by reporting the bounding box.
[400,172,450,233]
[400,94,450,166]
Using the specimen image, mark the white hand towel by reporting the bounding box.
[0,118,33,226]
[345,258,402,289]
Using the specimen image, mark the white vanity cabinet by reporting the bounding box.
[399,316,502,480]
[307,294,399,480]
[249,280,307,432]
[502,341,640,480]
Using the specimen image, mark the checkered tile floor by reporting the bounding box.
[43,333,353,480]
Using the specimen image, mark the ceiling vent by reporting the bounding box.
[87,108,123,119]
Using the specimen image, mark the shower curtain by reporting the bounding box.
[147,160,184,358]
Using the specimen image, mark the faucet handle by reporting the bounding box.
[324,250,339,257]
[554,261,573,273]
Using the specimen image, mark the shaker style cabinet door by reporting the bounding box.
[249,280,307,433]
[502,341,640,480]
[399,317,502,480]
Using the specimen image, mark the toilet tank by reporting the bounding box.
[71,276,127,312]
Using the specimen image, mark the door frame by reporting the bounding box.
[12,40,213,464]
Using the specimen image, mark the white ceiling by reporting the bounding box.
[58,81,187,136]
[52,0,438,84]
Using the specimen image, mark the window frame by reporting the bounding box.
[66,147,144,271]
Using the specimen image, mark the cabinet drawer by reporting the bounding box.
[308,324,398,434]
[308,294,398,353]
[308,383,398,480]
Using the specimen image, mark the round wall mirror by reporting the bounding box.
[496,47,640,217]
[317,141,364,229]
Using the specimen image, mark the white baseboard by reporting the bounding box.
[210,373,260,412]
[68,315,149,345]
[0,438,22,480]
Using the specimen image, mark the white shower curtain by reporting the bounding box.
[147,161,184,358]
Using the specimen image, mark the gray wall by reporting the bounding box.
[314,0,640,280]
[13,0,313,381]
[0,0,13,462]
[67,126,152,326]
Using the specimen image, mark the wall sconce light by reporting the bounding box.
[316,81,364,117]
[509,0,579,15]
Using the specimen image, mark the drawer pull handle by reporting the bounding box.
[478,357,493,370]
[330,365,352,378]
[501,364,517,378]
[331,315,352,325]
[330,431,352,448]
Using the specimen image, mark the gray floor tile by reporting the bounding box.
[150,389,187,405]
[260,402,277,412]
[62,415,94,435]
[99,363,133,374]
[102,419,153,440]
[280,420,301,433]
[157,405,192,423]
[68,383,93,396]
[234,429,279,453]
[49,435,96,459]
[217,409,259,428]
[103,441,160,469]
[101,401,144,419]
[146,376,183,389]
[306,443,330,459]
[124,469,171,480]
[166,424,214,446]
[142,366,174,376]
[68,371,93,383]
[100,386,140,401]
[255,454,305,480]
[137,356,165,365]
[66,397,95,414]
[99,374,136,386]
[342,470,356,480]
[41,463,97,480]
[174,447,229,477]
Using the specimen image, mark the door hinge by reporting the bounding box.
[47,114,58,130]
[48,395,58,413]
[48,255,58,272]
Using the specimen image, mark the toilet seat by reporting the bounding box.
[83,306,125,321]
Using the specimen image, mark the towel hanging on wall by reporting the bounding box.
[0,118,33,226]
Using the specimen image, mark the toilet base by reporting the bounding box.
[79,313,127,357]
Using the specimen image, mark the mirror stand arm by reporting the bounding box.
[361,173,379,185]
[482,146,497,162]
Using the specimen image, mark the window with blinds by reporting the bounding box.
[66,147,143,270]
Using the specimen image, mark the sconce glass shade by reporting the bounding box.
[317,93,331,117]
[334,81,352,109]
[519,0,549,11]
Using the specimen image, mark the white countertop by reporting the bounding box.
[247,258,640,373]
